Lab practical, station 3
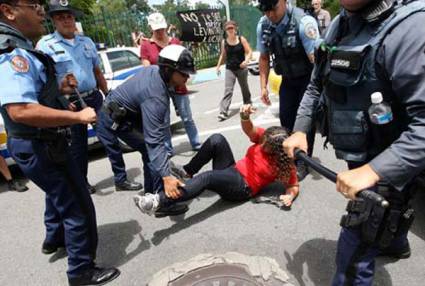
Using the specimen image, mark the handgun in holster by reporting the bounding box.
[105,101,127,131]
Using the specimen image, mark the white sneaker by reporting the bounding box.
[133,193,160,216]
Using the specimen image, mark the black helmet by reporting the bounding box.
[158,45,196,76]
[48,0,83,17]
[257,0,280,12]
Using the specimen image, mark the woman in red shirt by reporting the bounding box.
[134,104,299,216]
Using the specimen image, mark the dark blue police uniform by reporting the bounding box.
[293,0,425,284]
[0,22,98,279]
[257,3,319,157]
[96,65,172,193]
[37,31,104,189]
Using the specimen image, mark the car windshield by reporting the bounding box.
[107,50,141,72]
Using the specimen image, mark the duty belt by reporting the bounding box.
[8,127,71,141]
[72,88,98,98]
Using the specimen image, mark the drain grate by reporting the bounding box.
[170,264,261,286]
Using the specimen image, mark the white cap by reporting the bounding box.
[148,12,167,31]
[371,92,383,104]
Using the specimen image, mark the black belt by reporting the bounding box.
[8,127,70,141]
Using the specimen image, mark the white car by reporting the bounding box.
[0,47,180,164]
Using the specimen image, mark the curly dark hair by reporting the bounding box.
[262,126,293,183]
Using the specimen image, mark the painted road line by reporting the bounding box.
[204,96,262,115]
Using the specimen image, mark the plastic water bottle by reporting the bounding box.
[368,92,393,125]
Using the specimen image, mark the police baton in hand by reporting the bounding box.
[74,88,96,129]
[294,148,389,208]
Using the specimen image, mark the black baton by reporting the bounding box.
[294,148,389,208]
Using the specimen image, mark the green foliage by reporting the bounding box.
[126,0,152,14]
[297,0,341,18]
[69,0,96,14]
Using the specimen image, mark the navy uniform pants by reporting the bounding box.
[96,110,163,193]
[69,90,104,185]
[8,137,98,278]
[332,161,410,285]
[279,75,315,156]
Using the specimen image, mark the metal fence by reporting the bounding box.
[45,5,262,69]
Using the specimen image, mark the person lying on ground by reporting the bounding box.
[133,104,299,216]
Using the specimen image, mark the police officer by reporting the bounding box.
[37,1,142,193]
[0,0,119,285]
[283,0,425,284]
[257,0,319,181]
[96,44,193,217]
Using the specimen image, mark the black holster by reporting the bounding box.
[340,185,415,249]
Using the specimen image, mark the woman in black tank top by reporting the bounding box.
[216,21,253,121]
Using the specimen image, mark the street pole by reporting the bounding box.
[217,0,231,21]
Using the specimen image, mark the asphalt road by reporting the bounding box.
[0,74,424,286]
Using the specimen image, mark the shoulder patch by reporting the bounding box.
[304,22,318,40]
[10,56,30,73]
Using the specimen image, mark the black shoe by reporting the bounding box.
[154,204,189,218]
[379,242,411,259]
[68,267,120,286]
[115,180,143,191]
[42,241,64,255]
[296,163,309,182]
[87,184,96,194]
[8,180,28,192]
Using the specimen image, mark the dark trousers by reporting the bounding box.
[160,133,251,206]
[279,75,315,156]
[96,110,162,192]
[69,90,104,184]
[332,161,410,285]
[8,137,98,278]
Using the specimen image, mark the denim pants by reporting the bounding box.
[165,94,201,153]
[96,110,163,193]
[69,90,104,184]
[160,133,251,206]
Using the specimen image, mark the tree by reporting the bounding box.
[92,0,128,14]
[126,0,152,14]
[69,0,96,14]
[195,2,212,10]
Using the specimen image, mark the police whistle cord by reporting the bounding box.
[294,148,389,208]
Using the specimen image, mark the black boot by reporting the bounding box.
[68,267,120,286]
[115,180,143,191]
[154,204,189,218]
[378,241,411,259]
[41,241,64,254]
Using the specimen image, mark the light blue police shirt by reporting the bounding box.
[256,4,320,56]
[0,48,46,107]
[37,31,100,92]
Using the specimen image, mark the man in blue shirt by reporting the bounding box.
[0,0,119,284]
[257,0,319,181]
[37,1,142,193]
[96,45,195,217]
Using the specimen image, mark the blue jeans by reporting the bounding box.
[171,94,201,150]
[69,90,104,184]
[96,110,163,192]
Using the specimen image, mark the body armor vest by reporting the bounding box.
[318,0,425,162]
[0,23,69,138]
[262,7,313,79]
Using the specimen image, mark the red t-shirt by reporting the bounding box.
[140,37,187,94]
[235,128,298,196]
[140,37,181,65]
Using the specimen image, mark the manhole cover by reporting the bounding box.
[170,264,260,286]
[148,252,293,286]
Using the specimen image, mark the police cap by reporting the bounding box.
[257,0,280,12]
[47,0,83,17]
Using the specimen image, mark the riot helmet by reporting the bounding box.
[158,45,196,76]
